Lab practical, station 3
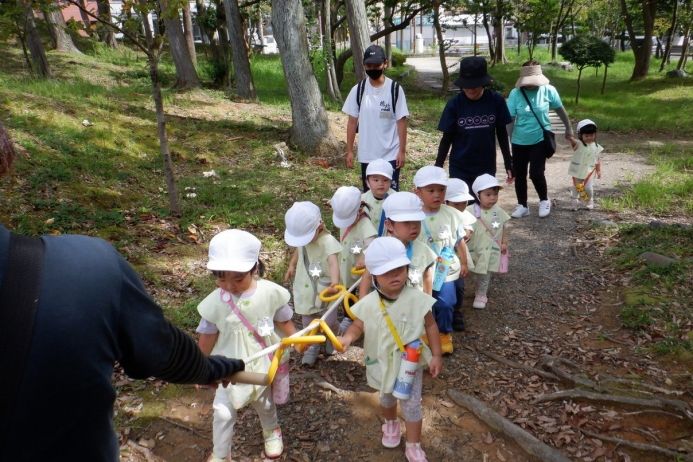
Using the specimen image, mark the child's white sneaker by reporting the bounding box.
[381,419,401,448]
[571,199,580,211]
[586,199,595,210]
[511,204,530,218]
[301,345,320,366]
[262,427,283,459]
[405,442,428,462]
[538,199,552,218]
[472,294,488,309]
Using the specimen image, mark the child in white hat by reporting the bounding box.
[445,178,478,331]
[413,166,471,354]
[373,191,437,295]
[568,119,603,210]
[196,229,298,462]
[283,201,342,366]
[339,237,442,462]
[467,174,511,309]
[362,158,397,236]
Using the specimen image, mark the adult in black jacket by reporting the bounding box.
[0,122,244,461]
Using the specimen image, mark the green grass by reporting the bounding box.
[600,144,693,215]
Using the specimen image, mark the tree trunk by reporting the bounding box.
[345,0,371,81]
[601,65,608,94]
[482,12,494,62]
[96,0,118,47]
[160,0,200,89]
[492,1,506,64]
[432,1,449,94]
[659,0,678,72]
[78,0,93,33]
[44,2,82,53]
[620,0,658,80]
[384,4,393,62]
[575,67,582,104]
[224,0,257,100]
[271,0,340,156]
[182,2,197,66]
[19,0,51,78]
[677,21,691,71]
[321,0,341,102]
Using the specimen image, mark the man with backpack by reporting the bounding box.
[342,44,409,192]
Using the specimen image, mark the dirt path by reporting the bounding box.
[119,135,693,462]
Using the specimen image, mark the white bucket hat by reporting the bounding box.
[207,229,261,272]
[365,236,411,276]
[284,201,321,247]
[577,119,597,133]
[366,158,394,179]
[413,165,448,188]
[330,186,362,229]
[515,64,550,88]
[383,192,425,222]
[472,173,502,197]
[446,178,475,202]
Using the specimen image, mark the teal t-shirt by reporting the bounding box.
[506,85,563,146]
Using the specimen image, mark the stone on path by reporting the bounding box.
[639,251,677,268]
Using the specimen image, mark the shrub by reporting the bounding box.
[391,47,407,67]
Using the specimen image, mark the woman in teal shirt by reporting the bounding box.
[506,61,574,219]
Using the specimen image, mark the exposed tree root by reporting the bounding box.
[579,428,693,461]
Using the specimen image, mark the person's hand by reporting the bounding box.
[460,263,469,278]
[565,132,575,142]
[324,284,340,296]
[428,355,443,378]
[396,150,405,169]
[501,242,508,254]
[506,169,514,184]
[337,336,351,350]
[596,170,602,179]
[283,266,295,283]
[345,151,354,169]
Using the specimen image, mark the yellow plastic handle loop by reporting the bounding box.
[267,346,285,384]
[281,335,326,346]
[351,266,365,276]
[319,284,346,302]
[319,320,345,353]
[343,292,358,320]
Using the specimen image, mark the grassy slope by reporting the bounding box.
[0,44,691,334]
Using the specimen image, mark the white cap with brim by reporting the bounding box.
[383,192,426,222]
[577,119,597,132]
[446,178,475,202]
[330,186,362,229]
[365,236,411,276]
[515,65,550,88]
[284,201,321,247]
[472,174,502,197]
[366,158,394,180]
[413,165,448,188]
[207,229,261,272]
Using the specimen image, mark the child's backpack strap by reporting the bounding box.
[391,80,400,114]
[356,78,367,111]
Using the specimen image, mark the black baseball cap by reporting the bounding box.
[454,56,493,88]
[363,45,387,64]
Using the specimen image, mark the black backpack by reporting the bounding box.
[355,78,401,133]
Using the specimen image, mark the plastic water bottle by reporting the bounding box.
[392,340,422,400]
[432,246,455,292]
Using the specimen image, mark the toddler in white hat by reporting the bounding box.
[197,229,298,461]
[568,119,603,210]
[339,237,442,462]
[283,201,342,366]
[362,158,397,237]
[467,174,511,310]
[413,166,471,351]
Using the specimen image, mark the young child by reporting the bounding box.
[445,178,477,331]
[196,229,298,462]
[339,237,443,462]
[283,201,342,365]
[330,186,377,333]
[413,166,470,354]
[358,192,437,297]
[468,174,511,310]
[568,119,603,210]
[362,158,397,236]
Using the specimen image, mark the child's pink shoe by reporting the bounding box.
[405,442,428,462]
[381,419,401,448]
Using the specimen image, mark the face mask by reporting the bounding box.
[366,68,383,80]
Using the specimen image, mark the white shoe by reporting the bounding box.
[472,294,488,309]
[263,427,283,459]
[511,204,530,218]
[571,199,579,211]
[586,200,594,210]
[538,200,551,218]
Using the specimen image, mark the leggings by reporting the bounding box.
[360,160,400,192]
[512,142,548,206]
[475,273,492,297]
[379,368,424,421]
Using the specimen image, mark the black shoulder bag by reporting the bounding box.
[0,234,45,454]
[520,88,556,158]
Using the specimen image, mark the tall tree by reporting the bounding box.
[549,0,576,62]
[182,2,197,66]
[18,0,51,77]
[224,0,257,100]
[95,0,117,47]
[43,1,82,53]
[345,0,371,80]
[491,0,510,64]
[160,0,200,89]
[271,0,340,156]
[432,0,450,93]
[620,0,658,80]
[659,0,678,71]
[321,0,342,102]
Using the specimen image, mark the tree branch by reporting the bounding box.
[579,428,693,461]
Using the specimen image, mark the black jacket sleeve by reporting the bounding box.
[435,132,453,167]
[495,123,512,172]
